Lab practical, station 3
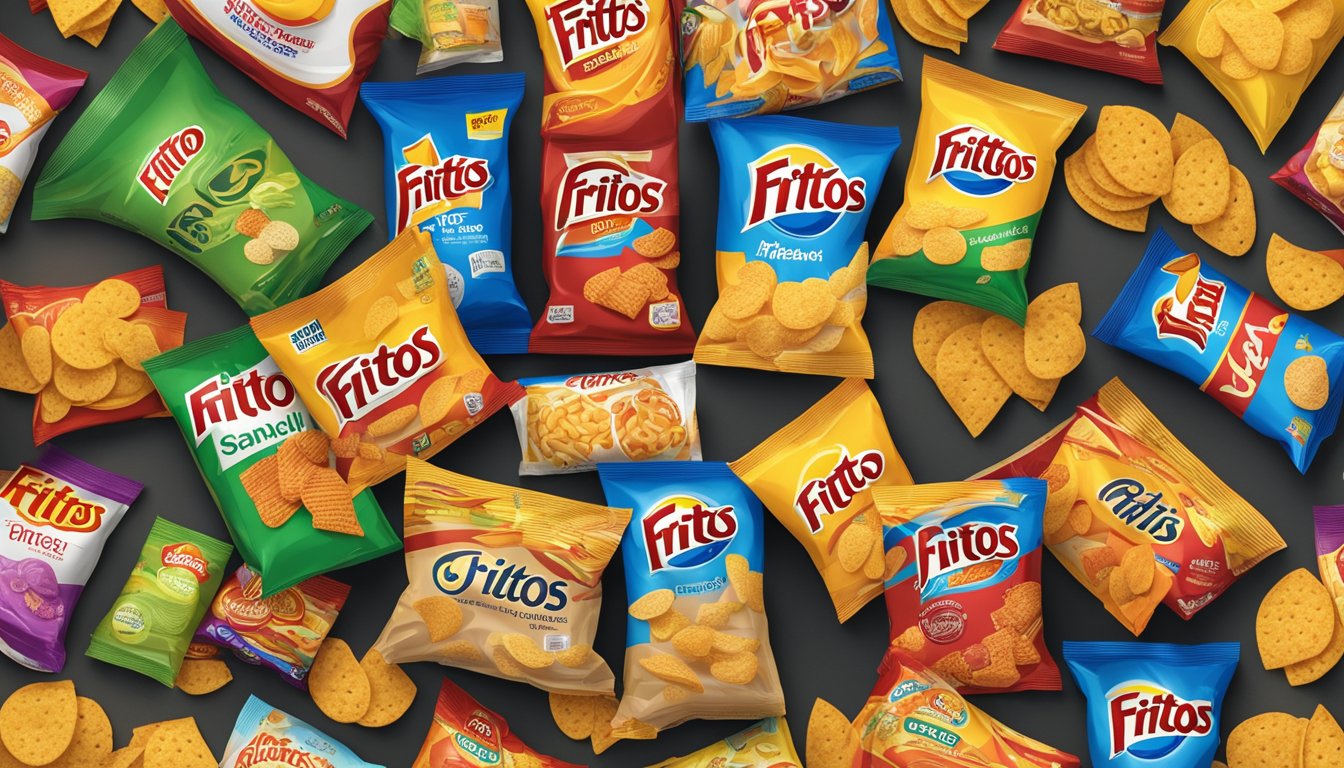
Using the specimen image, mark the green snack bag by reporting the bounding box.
[87,517,232,686]
[32,20,372,315]
[143,324,400,597]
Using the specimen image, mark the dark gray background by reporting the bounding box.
[4,2,1344,765]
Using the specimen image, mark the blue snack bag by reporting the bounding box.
[360,74,532,354]
[1094,228,1344,473]
[1064,641,1238,768]
[220,695,384,767]
[597,462,784,739]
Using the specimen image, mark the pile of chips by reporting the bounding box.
[308,638,417,728]
[1224,704,1343,767]
[0,681,113,767]
[548,693,628,755]
[1256,568,1344,686]
[890,0,992,52]
[1265,234,1344,312]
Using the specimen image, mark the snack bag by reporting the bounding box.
[973,378,1286,635]
[730,379,912,622]
[1094,228,1344,473]
[855,648,1081,767]
[87,517,233,686]
[648,717,802,767]
[389,0,503,73]
[361,74,532,354]
[1272,91,1344,234]
[873,478,1061,693]
[374,459,629,695]
[993,0,1165,84]
[1063,641,1238,768]
[412,679,584,768]
[1159,0,1344,152]
[32,21,373,316]
[695,115,899,376]
[680,0,901,120]
[868,57,1085,324]
[251,227,521,492]
[196,566,349,688]
[1,272,186,445]
[512,360,700,475]
[165,0,390,137]
[0,447,142,672]
[222,695,384,767]
[1315,505,1344,623]
[144,324,399,596]
[598,462,785,737]
[0,33,86,233]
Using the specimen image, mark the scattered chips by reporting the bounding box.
[994,0,1165,82]
[221,695,382,767]
[1257,568,1335,669]
[888,0,991,52]
[1265,234,1344,311]
[0,680,78,765]
[1272,91,1344,234]
[1226,710,1312,768]
[388,0,503,74]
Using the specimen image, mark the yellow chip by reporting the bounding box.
[174,659,233,695]
[53,362,117,403]
[1304,705,1344,767]
[554,644,593,668]
[1256,568,1334,669]
[922,226,968,265]
[1024,307,1086,380]
[83,279,141,318]
[363,295,400,341]
[1162,138,1232,225]
[1193,166,1256,257]
[0,680,78,766]
[436,640,484,663]
[367,403,418,437]
[670,625,716,658]
[649,608,692,641]
[20,326,53,386]
[0,323,43,394]
[40,385,72,423]
[47,696,113,768]
[980,315,1059,410]
[589,696,621,755]
[1196,14,1227,57]
[912,301,991,378]
[357,649,417,727]
[1286,615,1344,686]
[638,653,704,692]
[772,278,836,330]
[51,303,116,370]
[1067,150,1158,212]
[885,216,926,256]
[980,239,1032,272]
[1064,153,1151,232]
[1284,355,1329,411]
[1219,48,1260,79]
[413,595,463,642]
[1215,3,1284,69]
[114,324,162,370]
[726,553,765,612]
[807,698,860,768]
[1265,234,1344,311]
[130,0,167,20]
[1170,113,1216,160]
[720,261,778,320]
[143,718,215,768]
[1227,712,1308,768]
[1094,105,1174,196]
[1277,31,1315,74]
[549,693,597,740]
[501,633,555,669]
[629,588,675,620]
[1281,0,1334,38]
[695,600,743,628]
[308,638,373,723]
[835,522,874,573]
[708,649,759,684]
[934,323,1011,437]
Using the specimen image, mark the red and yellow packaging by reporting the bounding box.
[973,378,1286,635]
[250,227,521,492]
[993,0,1166,84]
[729,379,912,623]
[412,678,584,768]
[855,649,1081,767]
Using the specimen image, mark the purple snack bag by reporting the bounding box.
[1315,506,1344,624]
[0,446,142,672]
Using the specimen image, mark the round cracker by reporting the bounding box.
[51,303,116,370]
[772,278,835,330]
[53,362,117,403]
[548,693,597,740]
[356,649,417,727]
[0,680,78,766]
[1265,234,1344,311]
[720,261,777,320]
[1284,355,1329,411]
[83,279,141,318]
[40,386,72,423]
[48,697,113,767]
[1162,139,1232,224]
[308,638,372,723]
[922,226,968,265]
[1095,105,1174,196]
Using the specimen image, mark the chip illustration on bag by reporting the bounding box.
[695,114,899,376]
[598,462,785,738]
[869,57,1085,324]
[730,378,913,623]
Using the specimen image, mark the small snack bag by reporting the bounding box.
[1094,229,1344,473]
[0,447,143,672]
[974,378,1286,635]
[874,478,1061,693]
[648,717,803,767]
[1315,505,1344,623]
[412,679,584,768]
[32,21,372,316]
[361,74,532,354]
[868,57,1085,324]
[196,566,349,689]
[389,0,503,73]
[165,0,390,137]
[680,0,901,120]
[87,517,233,686]
[0,33,86,233]
[1272,91,1344,234]
[144,324,399,596]
[511,360,700,475]
[598,462,785,738]
[695,115,899,376]
[222,695,384,768]
[1160,0,1344,152]
[1064,641,1237,768]
[374,459,629,695]
[730,379,912,622]
[251,227,521,492]
[994,0,1166,84]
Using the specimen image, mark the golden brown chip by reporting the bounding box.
[357,649,417,727]
[174,659,233,695]
[309,638,372,723]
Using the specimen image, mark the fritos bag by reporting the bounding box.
[374,459,629,695]
[993,0,1166,84]
[32,21,372,315]
[598,462,785,738]
[973,378,1286,635]
[511,360,701,475]
[1159,0,1344,152]
[251,227,520,492]
[679,0,901,120]
[648,717,803,767]
[165,0,390,137]
[412,679,584,768]
[1094,228,1344,473]
[143,324,399,597]
[695,115,899,376]
[360,74,532,354]
[856,649,1080,766]
[1272,90,1344,233]
[730,379,912,623]
[868,57,1085,324]
[389,0,503,73]
[873,478,1061,694]
[222,695,384,768]
[0,33,86,234]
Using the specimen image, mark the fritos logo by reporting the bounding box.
[643,495,738,573]
[235,733,332,768]
[162,543,211,582]
[544,0,648,70]
[555,154,665,231]
[927,124,1036,197]
[138,125,206,205]
[1,467,107,533]
[744,146,866,234]
[186,363,298,443]
[1097,479,1184,544]
[313,326,443,426]
[915,520,1019,588]
[564,371,639,388]
[395,136,492,232]
[1151,255,1226,352]
[1107,683,1212,759]
[432,550,569,611]
[794,448,884,534]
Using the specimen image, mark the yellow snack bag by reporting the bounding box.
[250,227,521,493]
[1160,0,1344,152]
[729,379,913,622]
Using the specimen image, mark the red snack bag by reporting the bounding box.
[993,0,1165,85]
[411,678,584,768]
